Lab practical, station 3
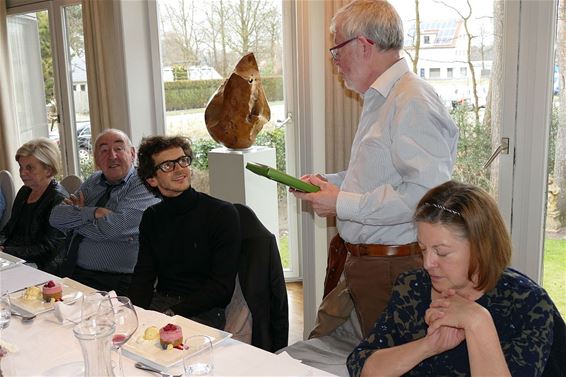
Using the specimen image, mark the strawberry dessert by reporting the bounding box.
[159,323,183,349]
[42,280,63,302]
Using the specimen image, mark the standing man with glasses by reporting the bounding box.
[284,1,458,375]
[128,136,240,330]
[50,129,160,295]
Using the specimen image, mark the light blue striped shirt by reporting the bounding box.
[49,167,160,273]
[326,58,458,245]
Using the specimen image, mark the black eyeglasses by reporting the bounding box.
[154,155,192,173]
[329,36,375,60]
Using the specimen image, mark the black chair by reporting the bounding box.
[232,203,289,353]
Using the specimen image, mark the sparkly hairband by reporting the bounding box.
[423,202,462,217]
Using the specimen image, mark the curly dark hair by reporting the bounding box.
[137,135,194,195]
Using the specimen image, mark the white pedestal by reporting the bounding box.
[208,146,280,239]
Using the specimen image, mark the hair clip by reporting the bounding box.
[423,202,461,216]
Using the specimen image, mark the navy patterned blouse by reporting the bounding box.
[347,268,555,377]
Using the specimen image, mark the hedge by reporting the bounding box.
[164,75,284,111]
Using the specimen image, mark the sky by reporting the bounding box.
[389,0,494,21]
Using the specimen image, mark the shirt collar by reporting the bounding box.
[367,58,410,98]
[99,166,135,187]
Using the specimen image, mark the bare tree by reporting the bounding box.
[437,0,481,123]
[555,0,566,222]
[203,0,229,76]
[404,0,421,74]
[161,0,203,66]
[226,0,269,56]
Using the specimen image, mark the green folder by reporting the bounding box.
[246,162,320,193]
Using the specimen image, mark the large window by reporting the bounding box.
[7,0,92,179]
[157,0,299,278]
[392,0,563,316]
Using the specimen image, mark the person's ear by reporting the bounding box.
[146,177,158,188]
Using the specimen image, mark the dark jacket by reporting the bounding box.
[235,204,289,353]
[0,179,67,273]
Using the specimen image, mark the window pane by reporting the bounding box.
[7,12,51,144]
[158,0,294,271]
[543,0,565,317]
[7,4,91,180]
[64,4,92,178]
[391,0,496,194]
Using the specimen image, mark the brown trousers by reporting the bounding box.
[310,238,422,338]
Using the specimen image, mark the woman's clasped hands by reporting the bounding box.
[423,289,485,355]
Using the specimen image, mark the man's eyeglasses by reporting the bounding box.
[329,36,375,60]
[154,155,192,173]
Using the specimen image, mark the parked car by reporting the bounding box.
[47,121,91,161]
[76,121,91,151]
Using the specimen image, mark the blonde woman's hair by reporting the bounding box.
[15,137,62,177]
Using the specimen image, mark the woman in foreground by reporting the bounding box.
[347,180,563,377]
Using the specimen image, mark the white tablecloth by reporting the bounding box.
[0,265,336,376]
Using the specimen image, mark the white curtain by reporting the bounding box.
[0,0,18,172]
[82,0,129,140]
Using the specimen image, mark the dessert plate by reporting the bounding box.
[9,283,83,316]
[123,315,232,370]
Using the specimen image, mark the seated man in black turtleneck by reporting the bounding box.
[129,136,241,330]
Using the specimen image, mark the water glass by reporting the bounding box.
[0,294,10,331]
[183,335,213,376]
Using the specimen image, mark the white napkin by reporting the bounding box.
[53,300,82,325]
[53,290,117,325]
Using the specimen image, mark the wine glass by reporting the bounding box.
[81,290,112,324]
[0,294,10,337]
[108,296,138,377]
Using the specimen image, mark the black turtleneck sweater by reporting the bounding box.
[128,187,240,317]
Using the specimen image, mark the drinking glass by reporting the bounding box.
[108,296,138,377]
[81,291,112,324]
[0,294,10,334]
[183,335,213,376]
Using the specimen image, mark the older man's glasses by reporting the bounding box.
[329,36,375,60]
[154,156,192,173]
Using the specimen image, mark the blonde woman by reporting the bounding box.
[0,138,66,273]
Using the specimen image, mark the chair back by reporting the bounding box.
[231,203,289,352]
[60,174,83,195]
[0,170,15,230]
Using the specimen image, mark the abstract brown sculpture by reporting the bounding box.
[204,53,271,149]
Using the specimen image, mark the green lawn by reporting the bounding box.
[279,235,566,317]
[543,238,566,317]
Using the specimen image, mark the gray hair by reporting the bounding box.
[330,0,404,51]
[15,137,62,176]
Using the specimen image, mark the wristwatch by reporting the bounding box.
[164,308,175,317]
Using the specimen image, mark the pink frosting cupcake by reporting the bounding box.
[42,280,63,302]
[159,323,183,349]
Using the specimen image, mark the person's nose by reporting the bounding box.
[422,250,437,270]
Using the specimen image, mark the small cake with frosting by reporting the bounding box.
[159,323,183,349]
[42,280,63,302]
[23,286,42,301]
